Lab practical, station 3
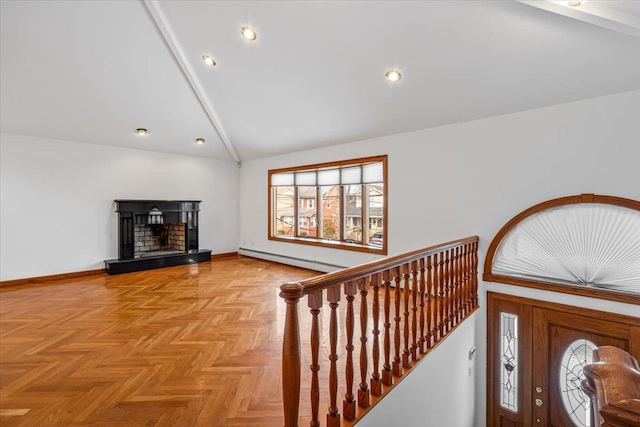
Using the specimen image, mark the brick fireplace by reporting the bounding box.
[104,200,211,275]
[134,223,186,256]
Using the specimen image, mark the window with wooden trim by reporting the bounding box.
[484,194,640,305]
[268,155,387,254]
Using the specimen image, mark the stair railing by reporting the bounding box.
[280,236,479,426]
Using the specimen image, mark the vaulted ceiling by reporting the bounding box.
[1,1,639,162]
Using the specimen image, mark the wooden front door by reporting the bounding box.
[487,292,640,427]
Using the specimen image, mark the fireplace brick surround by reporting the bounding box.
[134,223,186,254]
[104,200,211,275]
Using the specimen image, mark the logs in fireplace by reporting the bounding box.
[104,200,212,275]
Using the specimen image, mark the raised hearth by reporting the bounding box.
[105,249,212,275]
[104,200,211,275]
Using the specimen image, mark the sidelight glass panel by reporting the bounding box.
[560,339,597,427]
[500,312,518,412]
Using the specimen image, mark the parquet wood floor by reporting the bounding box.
[0,257,321,427]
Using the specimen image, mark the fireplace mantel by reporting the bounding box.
[104,200,211,275]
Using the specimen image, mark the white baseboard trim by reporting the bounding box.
[238,247,347,273]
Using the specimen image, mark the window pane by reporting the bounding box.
[559,339,596,427]
[368,184,384,246]
[274,187,295,236]
[295,171,316,186]
[345,185,362,243]
[272,173,294,186]
[362,162,383,183]
[320,186,341,240]
[318,168,340,186]
[297,186,317,238]
[341,166,361,184]
[500,312,518,413]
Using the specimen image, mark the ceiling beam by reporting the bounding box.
[516,1,640,39]
[143,0,242,163]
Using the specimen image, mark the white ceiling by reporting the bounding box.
[1,1,639,162]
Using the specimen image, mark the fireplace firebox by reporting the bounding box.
[104,200,211,275]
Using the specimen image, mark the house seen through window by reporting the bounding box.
[269,155,387,254]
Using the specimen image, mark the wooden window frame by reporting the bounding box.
[268,155,388,255]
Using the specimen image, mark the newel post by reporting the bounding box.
[280,282,304,427]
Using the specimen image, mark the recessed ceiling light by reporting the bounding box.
[554,0,587,6]
[385,70,402,82]
[135,128,148,135]
[241,26,257,41]
[195,138,205,145]
[202,55,216,67]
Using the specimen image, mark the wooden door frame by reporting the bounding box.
[487,292,640,427]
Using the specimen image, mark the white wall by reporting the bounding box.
[0,133,240,281]
[238,90,640,425]
[357,312,478,427]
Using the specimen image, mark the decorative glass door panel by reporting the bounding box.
[559,339,597,427]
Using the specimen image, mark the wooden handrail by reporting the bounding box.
[283,236,478,294]
[280,236,479,426]
[582,346,640,427]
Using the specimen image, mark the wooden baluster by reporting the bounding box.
[370,273,382,396]
[460,246,465,318]
[444,249,452,333]
[327,285,341,427]
[460,245,465,319]
[457,246,464,323]
[410,260,419,360]
[381,269,393,386]
[450,248,456,328]
[472,241,479,309]
[440,250,446,336]
[418,258,426,354]
[468,243,474,312]
[308,290,322,427]
[343,281,356,421]
[280,283,303,427]
[457,246,463,323]
[436,256,442,343]
[425,255,433,350]
[451,248,457,327]
[358,277,370,408]
[437,251,445,341]
[402,263,411,369]
[453,247,460,327]
[448,249,454,332]
[452,248,458,326]
[393,266,403,377]
[465,243,472,314]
